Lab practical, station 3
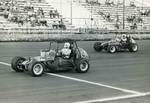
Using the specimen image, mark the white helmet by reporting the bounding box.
[64,42,70,48]
[121,34,127,41]
[122,34,126,38]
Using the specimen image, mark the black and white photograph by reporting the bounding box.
[0,0,150,103]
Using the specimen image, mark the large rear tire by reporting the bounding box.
[93,42,102,52]
[75,59,90,73]
[28,62,44,77]
[11,56,26,72]
[129,44,138,52]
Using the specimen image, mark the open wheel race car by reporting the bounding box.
[11,40,90,77]
[93,35,138,53]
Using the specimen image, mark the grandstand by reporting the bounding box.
[72,0,150,30]
[44,0,150,30]
[0,0,150,33]
[0,0,75,30]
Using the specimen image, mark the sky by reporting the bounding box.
[110,0,150,7]
[135,0,150,6]
[141,0,150,4]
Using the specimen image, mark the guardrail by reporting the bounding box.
[78,28,150,34]
[0,27,150,42]
[0,27,79,35]
[0,27,150,35]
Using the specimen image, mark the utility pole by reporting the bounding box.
[90,3,93,32]
[141,0,144,30]
[122,0,125,29]
[70,0,73,25]
[142,0,144,10]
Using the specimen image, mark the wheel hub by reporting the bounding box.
[110,46,116,52]
[33,64,43,75]
[132,45,137,51]
[80,62,88,71]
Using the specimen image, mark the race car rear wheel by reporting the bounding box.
[11,56,26,72]
[93,42,102,52]
[108,45,116,53]
[129,44,138,52]
[28,62,44,77]
[75,59,89,73]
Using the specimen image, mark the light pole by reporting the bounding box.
[141,0,144,30]
[90,3,93,32]
[70,0,72,25]
[122,0,125,29]
[142,0,144,10]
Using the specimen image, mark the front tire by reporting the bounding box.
[28,62,44,77]
[93,42,102,52]
[129,44,138,52]
[11,56,26,72]
[75,59,90,73]
[108,45,116,53]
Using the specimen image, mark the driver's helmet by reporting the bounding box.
[64,42,70,49]
[126,34,131,38]
[121,34,127,42]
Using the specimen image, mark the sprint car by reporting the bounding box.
[93,35,138,53]
[11,40,90,77]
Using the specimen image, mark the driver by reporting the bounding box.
[126,34,131,43]
[121,34,127,42]
[60,42,72,59]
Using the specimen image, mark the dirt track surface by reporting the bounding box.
[0,40,150,103]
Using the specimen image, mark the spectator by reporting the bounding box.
[105,13,112,22]
[27,9,34,19]
[137,16,143,23]
[54,10,59,18]
[117,0,122,6]
[8,12,13,21]
[30,16,36,27]
[49,9,59,19]
[52,21,59,29]
[127,15,136,23]
[139,9,150,16]
[86,0,100,5]
[49,10,54,18]
[105,0,114,6]
[133,22,137,29]
[98,11,104,16]
[37,7,44,18]
[0,4,5,12]
[39,17,48,27]
[146,9,150,16]
[140,9,146,16]
[130,1,136,7]
[17,16,24,26]
[130,22,137,30]
[58,18,66,30]
[3,9,9,18]
[24,2,34,11]
[115,21,121,29]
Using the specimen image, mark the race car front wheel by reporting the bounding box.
[129,44,138,52]
[108,45,116,53]
[93,42,102,52]
[11,56,26,72]
[75,59,90,73]
[28,62,44,77]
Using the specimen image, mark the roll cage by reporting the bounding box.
[48,40,82,59]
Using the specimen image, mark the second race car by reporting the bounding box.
[93,34,138,53]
